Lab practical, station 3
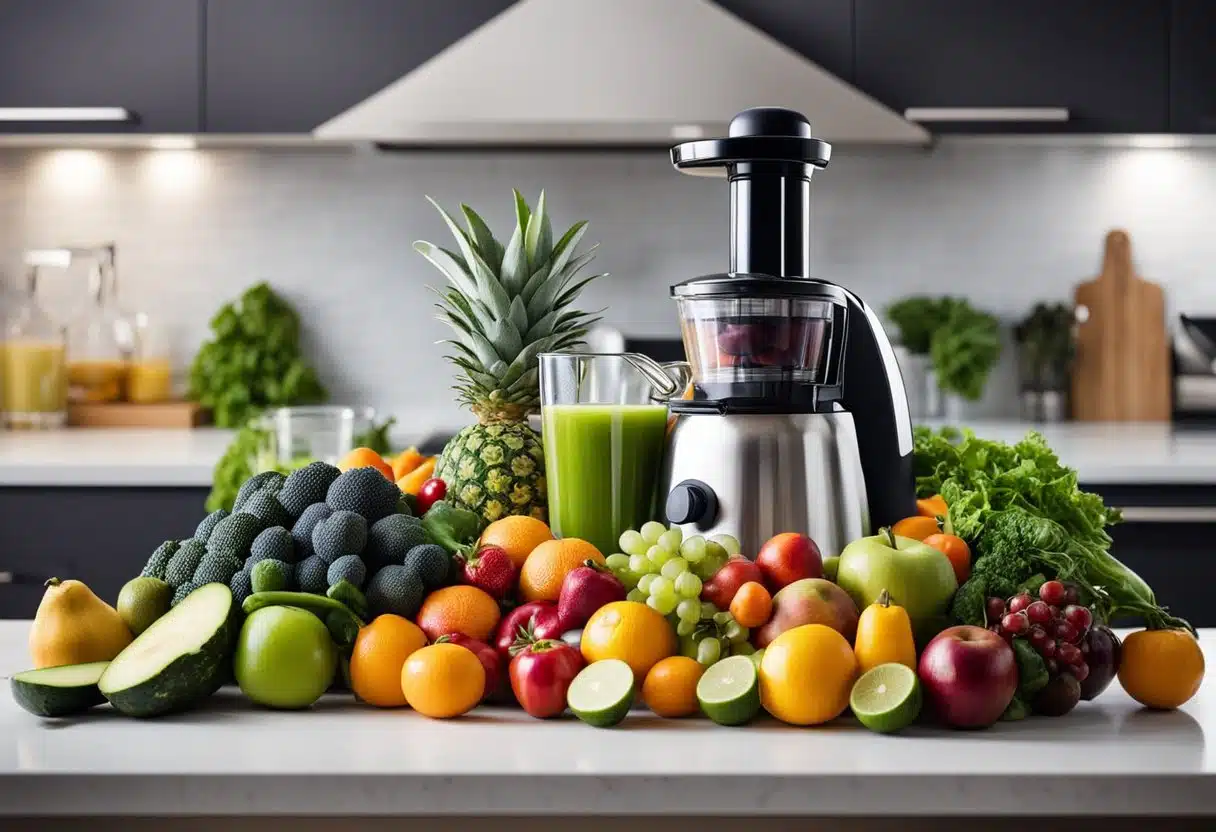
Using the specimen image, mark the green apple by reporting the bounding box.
[835,529,958,644]
[235,606,337,709]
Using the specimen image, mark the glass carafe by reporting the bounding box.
[0,269,67,429]
[538,352,691,555]
[66,259,128,403]
[127,312,173,403]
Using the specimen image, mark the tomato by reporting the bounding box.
[417,478,448,514]
[923,532,971,583]
[509,639,585,719]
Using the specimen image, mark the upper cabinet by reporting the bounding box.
[0,0,201,133]
[854,0,1170,133]
[713,0,855,84]
[1170,0,1216,132]
[203,0,513,133]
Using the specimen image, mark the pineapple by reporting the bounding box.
[416,191,603,525]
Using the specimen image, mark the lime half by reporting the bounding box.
[850,663,922,734]
[697,655,761,726]
[567,659,635,728]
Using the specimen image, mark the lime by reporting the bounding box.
[696,655,761,726]
[567,659,635,728]
[849,662,922,733]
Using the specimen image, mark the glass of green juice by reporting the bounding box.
[539,352,692,555]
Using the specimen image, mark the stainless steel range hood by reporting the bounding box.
[314,0,930,147]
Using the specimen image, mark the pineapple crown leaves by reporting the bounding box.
[415,190,605,418]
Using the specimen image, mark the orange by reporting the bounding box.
[349,614,428,707]
[480,515,555,570]
[730,581,773,629]
[397,457,437,495]
[1118,628,1205,710]
[891,515,941,542]
[642,656,704,718]
[916,494,948,519]
[519,538,604,602]
[401,643,485,718]
[391,447,425,481]
[759,623,857,726]
[338,447,394,481]
[581,600,676,678]
[415,585,501,642]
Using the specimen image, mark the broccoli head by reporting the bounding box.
[278,461,342,519]
[241,491,292,530]
[311,509,368,564]
[326,554,368,590]
[164,539,207,589]
[364,514,427,572]
[295,555,329,595]
[234,470,286,511]
[193,551,243,586]
[194,510,229,544]
[229,569,253,608]
[366,564,425,619]
[206,512,263,559]
[141,540,180,580]
[291,502,332,558]
[249,525,296,565]
[403,543,450,590]
[326,467,399,523]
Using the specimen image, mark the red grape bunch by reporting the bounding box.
[986,579,1094,682]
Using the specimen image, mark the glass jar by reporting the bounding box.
[0,270,67,429]
[65,260,128,403]
[255,406,379,472]
[127,312,173,403]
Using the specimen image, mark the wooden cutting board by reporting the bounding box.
[1071,230,1170,422]
[68,400,209,428]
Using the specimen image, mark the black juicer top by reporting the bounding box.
[671,107,830,280]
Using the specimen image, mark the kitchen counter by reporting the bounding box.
[0,621,1211,817]
[0,420,1214,487]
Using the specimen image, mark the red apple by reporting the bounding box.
[509,639,585,719]
[702,556,765,610]
[753,578,858,647]
[492,600,555,659]
[756,533,824,591]
[434,633,507,703]
[918,625,1018,729]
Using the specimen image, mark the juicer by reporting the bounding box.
[659,107,915,557]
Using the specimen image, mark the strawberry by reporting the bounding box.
[556,559,627,631]
[458,544,517,600]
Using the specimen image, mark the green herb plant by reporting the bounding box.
[887,296,1002,401]
[189,283,326,427]
[915,426,1192,633]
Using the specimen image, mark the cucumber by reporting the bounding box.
[99,582,235,718]
[10,661,110,717]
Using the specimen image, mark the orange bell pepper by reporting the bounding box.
[397,457,437,495]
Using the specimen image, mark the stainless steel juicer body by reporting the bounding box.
[661,410,868,557]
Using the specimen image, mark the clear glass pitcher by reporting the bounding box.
[539,352,691,555]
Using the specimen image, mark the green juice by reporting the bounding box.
[542,403,670,555]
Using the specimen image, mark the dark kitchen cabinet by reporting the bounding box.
[0,0,201,134]
[854,1,1170,133]
[1170,0,1216,132]
[713,0,855,84]
[0,487,209,619]
[1083,484,1216,628]
[204,0,514,133]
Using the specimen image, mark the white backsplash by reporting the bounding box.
[1,140,1214,429]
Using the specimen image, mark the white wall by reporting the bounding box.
[1,140,1213,428]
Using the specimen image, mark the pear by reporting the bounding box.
[29,577,133,669]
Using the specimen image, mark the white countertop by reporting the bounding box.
[0,420,1214,488]
[0,621,1211,817]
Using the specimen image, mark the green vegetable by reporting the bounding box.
[10,661,110,718]
[916,427,1192,632]
[189,283,326,428]
[1012,638,1049,700]
[241,590,364,648]
[327,579,369,621]
[887,296,1002,401]
[251,559,293,593]
[99,583,235,718]
[354,416,396,456]
[421,500,483,555]
[366,564,426,618]
[1001,694,1030,722]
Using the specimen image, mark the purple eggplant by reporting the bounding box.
[1079,624,1122,701]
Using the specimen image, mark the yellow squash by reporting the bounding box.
[29,577,133,668]
[853,589,917,673]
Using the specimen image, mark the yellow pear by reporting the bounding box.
[29,577,133,668]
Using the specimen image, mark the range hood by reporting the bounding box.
[315,0,929,147]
